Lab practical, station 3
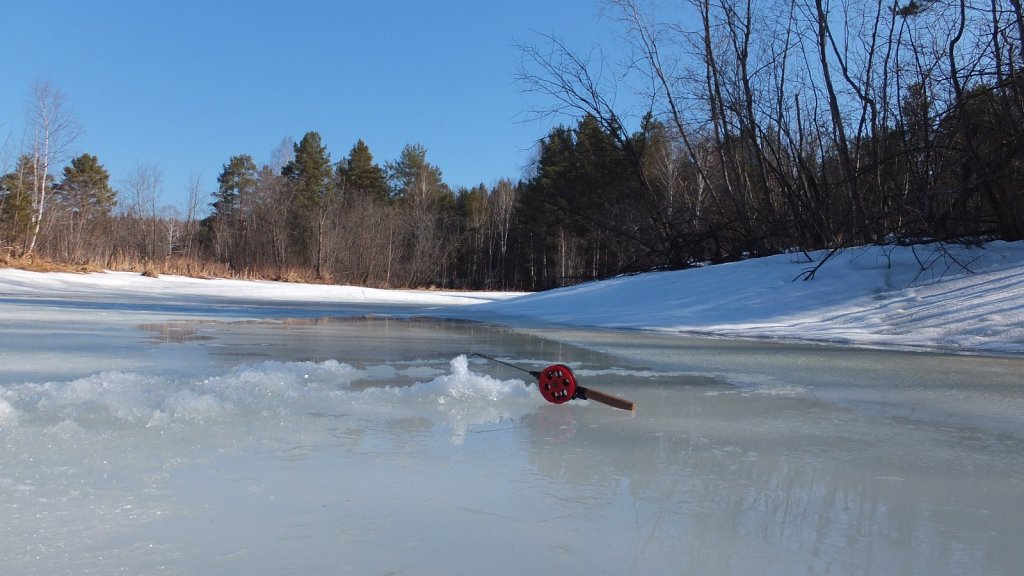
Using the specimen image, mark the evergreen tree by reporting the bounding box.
[49,153,117,262]
[208,154,258,266]
[521,125,578,289]
[213,154,258,220]
[384,143,456,286]
[0,155,45,251]
[55,154,117,216]
[385,143,446,201]
[281,131,335,276]
[282,131,332,211]
[338,139,388,202]
[521,115,647,288]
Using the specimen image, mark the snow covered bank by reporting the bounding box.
[477,241,1024,354]
[2,241,1022,354]
[0,268,519,307]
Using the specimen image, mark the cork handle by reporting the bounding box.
[581,387,636,412]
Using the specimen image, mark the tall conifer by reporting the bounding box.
[339,139,388,202]
[56,154,117,216]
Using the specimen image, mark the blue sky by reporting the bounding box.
[1,0,625,212]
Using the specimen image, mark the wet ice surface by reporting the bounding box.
[2,305,1024,575]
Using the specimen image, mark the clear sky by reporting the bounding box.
[1,0,623,213]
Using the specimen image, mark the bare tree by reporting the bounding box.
[24,80,82,255]
[181,175,204,260]
[161,205,182,257]
[490,179,519,288]
[121,164,163,262]
[268,136,295,175]
[253,166,291,273]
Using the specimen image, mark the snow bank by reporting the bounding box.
[473,242,1024,354]
[0,268,519,307]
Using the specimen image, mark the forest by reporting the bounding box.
[2,0,1022,290]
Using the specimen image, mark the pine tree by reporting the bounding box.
[0,155,46,252]
[385,143,446,202]
[338,139,388,202]
[208,154,258,266]
[48,154,117,262]
[282,131,332,212]
[55,154,117,216]
[521,126,576,288]
[384,143,455,286]
[213,155,257,221]
[521,115,645,287]
[281,131,334,276]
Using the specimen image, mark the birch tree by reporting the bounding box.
[25,80,81,255]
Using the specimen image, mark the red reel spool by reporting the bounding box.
[536,364,577,404]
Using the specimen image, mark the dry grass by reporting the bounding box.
[102,256,238,280]
[3,252,337,286]
[262,266,317,284]
[148,257,233,279]
[0,253,103,274]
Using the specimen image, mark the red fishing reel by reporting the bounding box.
[472,353,637,412]
[532,362,636,411]
[535,364,578,404]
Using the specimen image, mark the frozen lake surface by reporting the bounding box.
[2,292,1023,575]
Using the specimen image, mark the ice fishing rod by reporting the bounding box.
[472,353,636,412]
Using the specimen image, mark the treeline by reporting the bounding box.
[200,135,525,289]
[3,0,1023,290]
[1,131,529,289]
